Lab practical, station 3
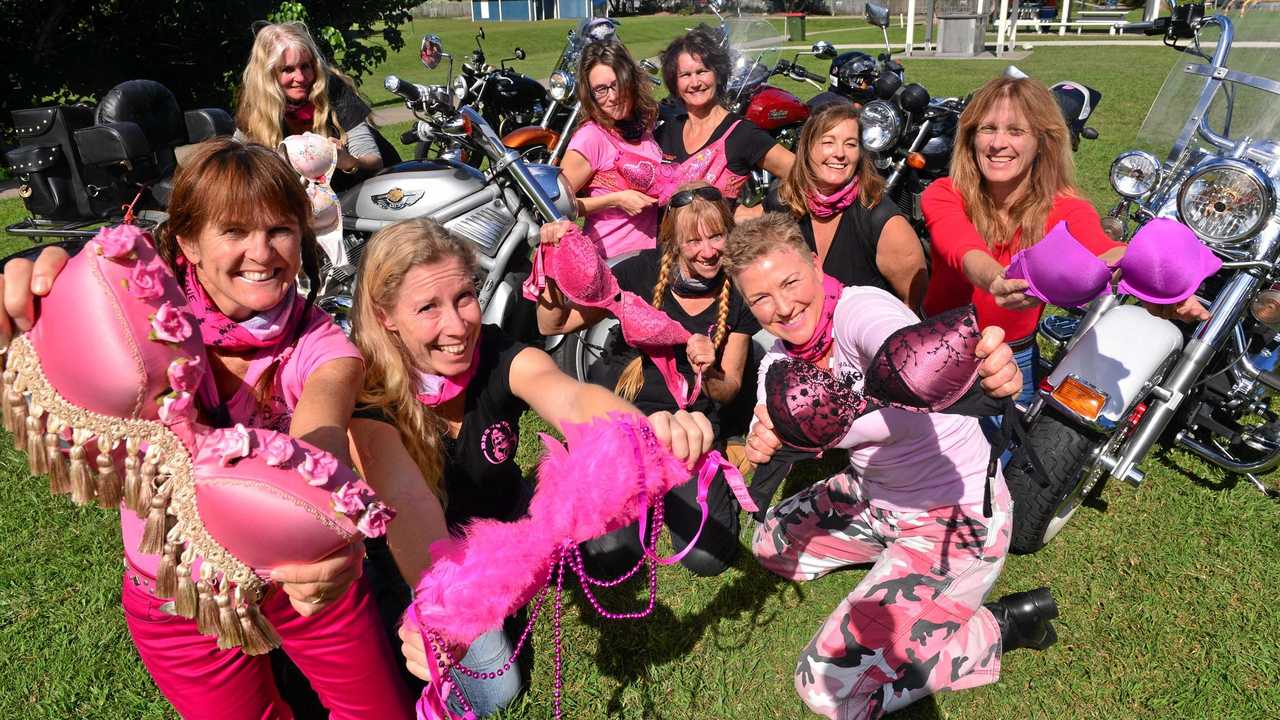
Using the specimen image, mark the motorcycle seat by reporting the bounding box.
[91,79,185,182]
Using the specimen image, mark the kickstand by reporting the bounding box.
[1242,472,1280,499]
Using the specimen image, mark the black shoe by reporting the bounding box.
[984,587,1059,652]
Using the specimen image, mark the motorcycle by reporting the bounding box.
[412,28,549,163]
[807,3,905,112]
[1004,1,1280,554]
[322,66,577,342]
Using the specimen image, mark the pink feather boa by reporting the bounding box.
[409,413,692,647]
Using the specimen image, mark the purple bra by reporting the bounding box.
[765,305,984,451]
[1005,219,1220,308]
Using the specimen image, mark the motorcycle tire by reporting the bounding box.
[1003,409,1107,554]
[552,317,618,384]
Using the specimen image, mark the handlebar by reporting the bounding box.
[775,59,825,85]
[385,75,423,103]
[1119,20,1158,34]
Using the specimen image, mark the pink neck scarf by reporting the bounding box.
[782,274,843,364]
[182,261,301,352]
[805,178,860,219]
[284,101,316,127]
[415,349,480,407]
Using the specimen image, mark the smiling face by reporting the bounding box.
[277,46,317,104]
[808,118,861,194]
[676,215,727,282]
[178,214,302,321]
[734,246,824,344]
[380,257,482,377]
[587,64,628,122]
[973,97,1039,197]
[674,52,718,113]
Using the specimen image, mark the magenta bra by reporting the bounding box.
[765,305,984,451]
[587,120,749,204]
[1004,219,1220,308]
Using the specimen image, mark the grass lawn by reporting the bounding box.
[4,13,1280,719]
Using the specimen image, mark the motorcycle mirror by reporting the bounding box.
[1003,65,1030,79]
[874,72,902,100]
[478,28,485,40]
[865,2,891,28]
[514,47,526,60]
[641,58,660,75]
[1082,127,1099,140]
[811,40,837,60]
[898,83,931,115]
[420,34,445,70]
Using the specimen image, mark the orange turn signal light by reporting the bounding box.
[1051,376,1107,422]
[906,152,926,170]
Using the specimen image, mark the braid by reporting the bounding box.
[614,249,679,401]
[711,275,731,352]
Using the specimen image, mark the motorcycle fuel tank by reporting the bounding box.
[745,86,809,132]
[342,159,487,222]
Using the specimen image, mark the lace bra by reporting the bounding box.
[765,304,984,451]
[1005,218,1220,308]
[587,120,749,204]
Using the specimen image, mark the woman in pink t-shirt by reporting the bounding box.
[561,40,664,258]
[1,139,412,719]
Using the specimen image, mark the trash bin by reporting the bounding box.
[936,12,987,55]
[784,12,806,41]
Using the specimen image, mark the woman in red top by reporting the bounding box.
[922,75,1206,404]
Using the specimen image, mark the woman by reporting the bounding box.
[767,102,927,309]
[560,40,664,258]
[657,27,795,217]
[345,218,714,715]
[0,139,412,719]
[236,22,393,191]
[729,213,1057,719]
[922,76,1207,405]
[536,182,758,576]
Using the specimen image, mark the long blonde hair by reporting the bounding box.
[950,76,1078,250]
[778,102,885,216]
[351,219,481,502]
[236,22,357,149]
[616,182,734,401]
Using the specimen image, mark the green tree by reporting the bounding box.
[1,0,418,128]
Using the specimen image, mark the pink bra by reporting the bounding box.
[522,226,701,407]
[587,121,749,204]
[1004,219,1220,307]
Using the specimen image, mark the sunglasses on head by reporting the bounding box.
[668,186,723,208]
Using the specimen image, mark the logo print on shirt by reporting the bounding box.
[481,420,515,465]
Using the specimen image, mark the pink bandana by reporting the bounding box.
[181,260,301,352]
[284,101,316,126]
[415,349,480,407]
[805,178,860,219]
[782,274,843,364]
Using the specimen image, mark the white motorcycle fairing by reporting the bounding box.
[1045,305,1184,428]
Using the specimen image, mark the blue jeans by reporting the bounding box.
[979,339,1039,468]
[447,627,524,717]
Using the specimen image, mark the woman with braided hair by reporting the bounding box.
[537,181,759,576]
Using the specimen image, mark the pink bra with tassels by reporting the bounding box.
[522,225,702,408]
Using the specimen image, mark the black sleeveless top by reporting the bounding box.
[764,187,904,294]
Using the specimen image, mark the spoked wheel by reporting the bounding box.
[553,317,617,383]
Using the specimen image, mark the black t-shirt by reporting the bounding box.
[354,324,531,533]
[764,187,904,294]
[595,250,761,426]
[655,111,776,177]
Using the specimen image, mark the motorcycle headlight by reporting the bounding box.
[549,70,574,102]
[860,101,901,153]
[1109,150,1161,199]
[452,75,468,102]
[1177,158,1275,247]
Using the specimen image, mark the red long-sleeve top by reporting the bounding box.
[921,177,1120,340]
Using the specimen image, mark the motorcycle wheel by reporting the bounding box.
[1004,409,1109,554]
[552,317,618,383]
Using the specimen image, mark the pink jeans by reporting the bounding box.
[754,471,1012,720]
[122,564,413,720]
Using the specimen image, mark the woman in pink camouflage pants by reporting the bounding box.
[726,213,1060,719]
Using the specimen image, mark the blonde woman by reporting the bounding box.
[236,22,391,189]
[346,218,713,716]
[536,182,759,577]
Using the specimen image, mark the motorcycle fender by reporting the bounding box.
[502,125,559,151]
[1044,304,1183,427]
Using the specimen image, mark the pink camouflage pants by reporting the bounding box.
[753,471,1012,720]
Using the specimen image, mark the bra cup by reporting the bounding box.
[865,305,983,412]
[549,230,619,306]
[1115,218,1222,304]
[616,292,690,347]
[764,359,866,450]
[1005,220,1111,308]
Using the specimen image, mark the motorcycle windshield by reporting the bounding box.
[1135,8,1280,167]
[725,17,785,105]
[557,18,619,75]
